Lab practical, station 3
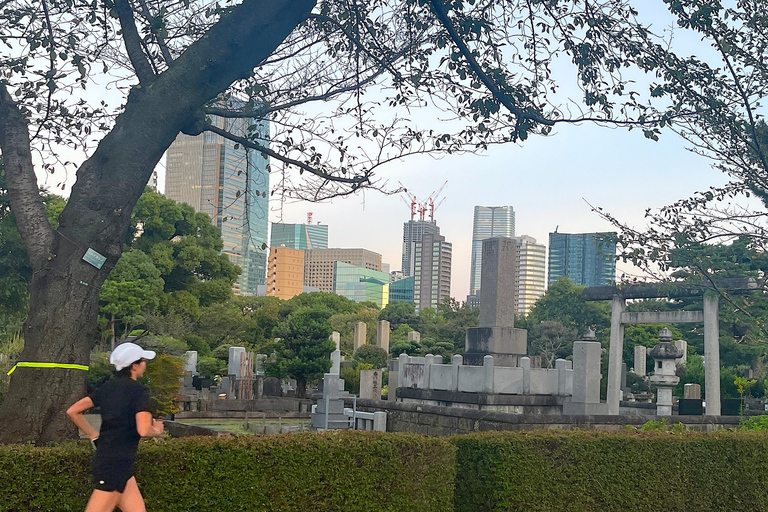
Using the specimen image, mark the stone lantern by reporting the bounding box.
[649,327,682,416]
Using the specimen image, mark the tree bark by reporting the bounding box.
[0,0,315,444]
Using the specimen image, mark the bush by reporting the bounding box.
[0,432,455,512]
[354,345,388,369]
[452,431,768,512]
[197,356,227,379]
[139,335,188,356]
[739,415,768,431]
[183,333,211,357]
[140,354,185,417]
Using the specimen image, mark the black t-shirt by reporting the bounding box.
[89,377,150,459]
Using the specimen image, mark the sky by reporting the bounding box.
[33,1,742,302]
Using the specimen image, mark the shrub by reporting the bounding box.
[197,356,227,379]
[140,335,188,356]
[140,354,185,417]
[452,431,768,512]
[0,432,455,512]
[183,333,212,357]
[739,415,768,431]
[354,345,388,369]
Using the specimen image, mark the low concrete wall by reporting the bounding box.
[174,411,310,420]
[350,399,742,435]
[164,420,226,437]
[397,387,566,415]
[200,398,312,413]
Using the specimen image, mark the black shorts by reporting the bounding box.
[92,456,135,493]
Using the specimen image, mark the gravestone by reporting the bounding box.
[354,322,367,352]
[184,351,198,373]
[675,339,688,365]
[464,238,527,366]
[684,383,701,399]
[263,377,282,397]
[563,332,605,415]
[255,354,267,374]
[330,349,341,374]
[228,347,246,377]
[359,369,383,400]
[376,320,390,354]
[633,345,647,376]
[330,331,341,349]
[311,373,349,430]
[407,331,420,343]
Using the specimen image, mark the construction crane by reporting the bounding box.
[398,181,419,220]
[427,181,448,222]
[399,180,449,222]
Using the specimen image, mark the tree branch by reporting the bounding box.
[201,122,369,187]
[134,0,174,65]
[114,0,156,84]
[0,84,54,270]
[428,0,554,127]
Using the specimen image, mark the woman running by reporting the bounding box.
[67,342,165,512]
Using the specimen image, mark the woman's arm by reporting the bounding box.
[135,411,164,437]
[66,397,99,440]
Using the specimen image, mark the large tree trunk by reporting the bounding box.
[0,0,315,444]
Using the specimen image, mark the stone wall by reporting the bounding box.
[200,397,312,413]
[350,399,741,435]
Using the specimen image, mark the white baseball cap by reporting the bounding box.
[110,342,156,371]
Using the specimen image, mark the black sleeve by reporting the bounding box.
[88,386,102,408]
[134,385,151,414]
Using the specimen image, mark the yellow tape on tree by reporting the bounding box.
[7,362,89,376]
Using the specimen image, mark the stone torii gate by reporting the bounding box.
[582,278,759,417]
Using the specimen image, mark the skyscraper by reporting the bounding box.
[413,233,452,312]
[165,99,269,296]
[469,206,515,297]
[402,220,440,276]
[548,232,616,287]
[514,235,547,315]
[270,223,328,250]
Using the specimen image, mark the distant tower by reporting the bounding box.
[548,232,616,286]
[401,220,440,277]
[514,235,547,315]
[469,206,515,298]
[413,233,452,312]
[165,98,269,296]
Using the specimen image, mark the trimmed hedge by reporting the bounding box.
[6,430,768,511]
[452,431,768,512]
[0,432,455,512]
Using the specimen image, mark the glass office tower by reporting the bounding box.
[270,223,328,250]
[469,206,515,297]
[333,262,390,309]
[547,232,616,287]
[165,98,269,295]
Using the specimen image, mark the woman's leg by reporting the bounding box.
[84,490,120,512]
[116,477,146,512]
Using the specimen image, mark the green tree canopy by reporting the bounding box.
[266,307,335,398]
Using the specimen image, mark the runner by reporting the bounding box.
[67,342,165,512]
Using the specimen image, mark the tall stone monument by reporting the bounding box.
[376,320,390,354]
[354,322,367,352]
[464,237,527,366]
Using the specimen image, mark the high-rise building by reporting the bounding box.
[266,247,304,300]
[514,235,547,315]
[413,233,452,312]
[333,262,390,308]
[469,206,515,297]
[402,220,440,276]
[304,248,382,292]
[270,223,328,250]
[165,99,269,296]
[548,232,616,287]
